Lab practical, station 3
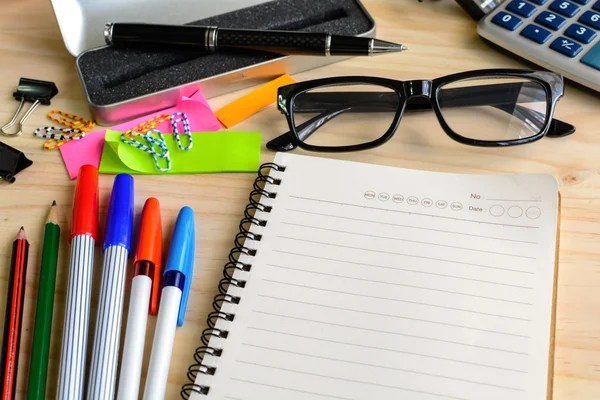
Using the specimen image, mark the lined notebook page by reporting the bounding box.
[195,153,559,400]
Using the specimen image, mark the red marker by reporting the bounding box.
[57,165,99,400]
[117,197,163,400]
[0,227,29,400]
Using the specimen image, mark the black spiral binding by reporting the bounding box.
[181,162,285,399]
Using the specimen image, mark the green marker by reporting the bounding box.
[26,201,60,400]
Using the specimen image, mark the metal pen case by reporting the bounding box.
[51,0,376,125]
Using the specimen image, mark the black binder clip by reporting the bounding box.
[0,141,33,183]
[1,78,58,137]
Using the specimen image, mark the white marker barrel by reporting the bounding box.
[143,286,182,400]
[117,275,152,400]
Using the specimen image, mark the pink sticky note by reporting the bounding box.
[59,91,221,179]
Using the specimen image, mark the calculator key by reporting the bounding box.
[507,0,538,17]
[581,42,600,70]
[535,11,567,30]
[565,23,597,43]
[492,11,524,31]
[549,0,580,17]
[572,0,591,4]
[593,0,600,11]
[550,36,584,57]
[530,0,549,4]
[579,10,600,29]
[520,24,553,43]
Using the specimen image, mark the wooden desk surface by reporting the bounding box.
[1,0,599,398]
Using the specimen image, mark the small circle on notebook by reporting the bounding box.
[364,191,376,200]
[378,193,390,201]
[450,202,463,211]
[526,206,541,219]
[407,196,419,205]
[436,200,447,209]
[508,206,523,218]
[422,198,433,207]
[490,205,505,217]
[393,194,404,203]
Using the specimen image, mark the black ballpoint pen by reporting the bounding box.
[104,23,408,56]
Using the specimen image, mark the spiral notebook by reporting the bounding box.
[184,153,560,400]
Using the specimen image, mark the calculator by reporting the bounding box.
[478,0,600,92]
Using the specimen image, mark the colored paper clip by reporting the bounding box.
[170,112,193,150]
[48,110,95,132]
[1,78,58,137]
[123,113,172,139]
[120,129,172,172]
[0,141,33,183]
[121,112,193,173]
[35,111,94,150]
[34,127,86,150]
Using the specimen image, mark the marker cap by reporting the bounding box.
[134,197,163,314]
[70,165,99,241]
[164,206,195,326]
[103,174,134,252]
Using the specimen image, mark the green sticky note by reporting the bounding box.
[99,130,261,174]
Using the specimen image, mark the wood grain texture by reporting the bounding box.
[0,0,599,398]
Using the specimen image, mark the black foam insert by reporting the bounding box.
[77,0,374,106]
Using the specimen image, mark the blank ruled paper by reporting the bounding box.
[194,153,559,400]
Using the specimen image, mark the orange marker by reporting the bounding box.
[117,197,162,400]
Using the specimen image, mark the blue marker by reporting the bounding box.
[88,174,134,400]
[144,206,195,400]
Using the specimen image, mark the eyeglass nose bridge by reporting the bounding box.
[401,80,433,100]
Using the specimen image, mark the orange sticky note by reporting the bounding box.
[215,74,296,128]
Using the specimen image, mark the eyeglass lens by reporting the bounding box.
[437,77,549,141]
[291,84,401,147]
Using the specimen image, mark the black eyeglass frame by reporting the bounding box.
[272,69,571,152]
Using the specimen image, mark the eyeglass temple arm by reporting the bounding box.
[267,84,575,151]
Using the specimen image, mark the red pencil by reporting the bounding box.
[0,227,29,400]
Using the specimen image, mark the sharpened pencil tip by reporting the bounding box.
[20,226,24,231]
[47,201,59,225]
[17,227,26,240]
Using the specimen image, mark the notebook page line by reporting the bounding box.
[259,278,532,321]
[273,249,535,275]
[275,237,533,275]
[263,264,534,303]
[245,327,529,373]
[255,294,529,338]
[266,260,534,288]
[237,348,526,392]
[229,378,354,400]
[256,280,531,321]
[281,222,536,257]
[251,310,529,354]
[234,360,480,400]
[284,210,538,244]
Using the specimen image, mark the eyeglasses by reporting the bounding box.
[267,69,575,152]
